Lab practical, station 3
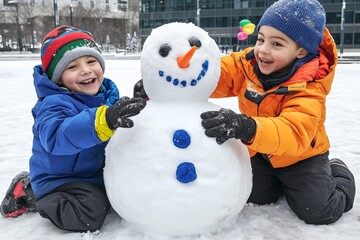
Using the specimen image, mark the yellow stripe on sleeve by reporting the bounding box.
[95,105,115,142]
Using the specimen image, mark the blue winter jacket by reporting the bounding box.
[29,65,119,198]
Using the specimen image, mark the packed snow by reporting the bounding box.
[104,22,252,237]
[0,55,359,240]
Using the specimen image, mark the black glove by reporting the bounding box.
[201,108,256,145]
[106,96,146,130]
[133,79,149,100]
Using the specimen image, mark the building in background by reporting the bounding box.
[139,0,360,51]
[1,1,359,52]
[0,0,138,51]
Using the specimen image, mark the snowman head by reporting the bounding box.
[141,22,220,102]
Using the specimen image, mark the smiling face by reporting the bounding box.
[254,26,308,75]
[59,55,104,95]
[141,22,220,102]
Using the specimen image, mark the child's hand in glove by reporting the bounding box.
[106,97,146,130]
[133,79,149,100]
[201,108,256,144]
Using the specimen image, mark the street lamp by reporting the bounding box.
[54,0,59,27]
[196,0,201,27]
[70,0,74,26]
[340,0,346,59]
[8,0,23,53]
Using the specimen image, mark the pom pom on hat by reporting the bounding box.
[41,25,105,83]
[257,0,326,55]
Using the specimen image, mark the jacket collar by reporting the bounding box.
[248,50,317,91]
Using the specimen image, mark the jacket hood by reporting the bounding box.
[33,65,65,99]
[281,27,337,94]
[33,65,119,106]
[314,27,338,95]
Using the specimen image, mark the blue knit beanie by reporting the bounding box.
[257,0,326,55]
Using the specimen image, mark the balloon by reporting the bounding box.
[237,32,248,41]
[240,19,251,27]
[237,19,256,41]
[243,23,256,35]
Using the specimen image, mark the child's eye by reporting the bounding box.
[257,38,264,43]
[88,58,98,64]
[273,42,283,47]
[66,64,77,70]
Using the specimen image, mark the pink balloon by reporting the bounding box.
[239,26,243,32]
[237,32,248,41]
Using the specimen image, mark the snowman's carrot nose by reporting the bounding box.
[177,46,197,68]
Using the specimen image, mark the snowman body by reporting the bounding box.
[104,22,252,236]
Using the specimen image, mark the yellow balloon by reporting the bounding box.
[243,23,256,35]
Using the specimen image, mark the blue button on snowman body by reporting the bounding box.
[173,129,197,183]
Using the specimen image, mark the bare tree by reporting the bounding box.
[20,1,37,50]
[1,0,136,51]
[41,0,55,16]
[126,1,139,35]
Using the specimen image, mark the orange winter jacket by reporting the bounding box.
[211,28,337,168]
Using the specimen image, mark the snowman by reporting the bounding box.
[104,22,252,237]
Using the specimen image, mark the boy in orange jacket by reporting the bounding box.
[200,0,355,224]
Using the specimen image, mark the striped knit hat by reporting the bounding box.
[41,25,105,83]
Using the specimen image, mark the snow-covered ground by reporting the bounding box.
[0,57,359,240]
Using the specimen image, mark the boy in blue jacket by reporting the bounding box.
[0,25,146,232]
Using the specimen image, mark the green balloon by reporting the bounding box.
[240,19,251,27]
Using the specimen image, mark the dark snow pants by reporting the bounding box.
[36,182,110,232]
[247,151,355,224]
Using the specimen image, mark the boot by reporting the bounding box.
[1,171,37,218]
[329,158,355,213]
